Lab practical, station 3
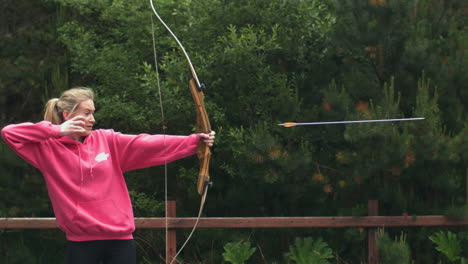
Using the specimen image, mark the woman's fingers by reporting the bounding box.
[60,116,87,136]
[199,131,216,147]
[71,116,86,127]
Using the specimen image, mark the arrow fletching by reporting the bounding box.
[281,122,298,128]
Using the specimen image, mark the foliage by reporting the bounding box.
[429,231,464,262]
[377,229,412,264]
[1,0,467,263]
[222,241,257,264]
[286,237,334,264]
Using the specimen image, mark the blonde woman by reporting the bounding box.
[1,87,215,264]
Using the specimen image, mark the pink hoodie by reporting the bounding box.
[1,121,199,241]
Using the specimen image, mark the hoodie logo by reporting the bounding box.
[95,152,110,162]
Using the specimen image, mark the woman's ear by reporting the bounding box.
[62,110,70,121]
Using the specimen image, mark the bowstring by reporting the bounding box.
[169,186,208,264]
[150,14,170,262]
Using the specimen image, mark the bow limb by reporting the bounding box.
[149,0,202,87]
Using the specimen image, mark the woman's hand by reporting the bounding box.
[60,116,90,137]
[198,131,216,147]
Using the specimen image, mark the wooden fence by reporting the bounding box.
[1,200,467,264]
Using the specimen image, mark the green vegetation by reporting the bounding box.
[429,231,467,263]
[287,237,334,264]
[222,241,257,264]
[1,0,466,263]
[377,229,411,264]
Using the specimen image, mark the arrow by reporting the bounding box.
[279,117,425,127]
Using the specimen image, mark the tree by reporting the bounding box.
[1,0,466,263]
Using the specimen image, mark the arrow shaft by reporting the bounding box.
[279,117,424,127]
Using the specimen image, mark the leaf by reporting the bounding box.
[429,231,462,261]
[222,241,257,264]
[288,237,333,264]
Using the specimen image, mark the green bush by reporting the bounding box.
[429,231,465,262]
[377,229,412,264]
[286,237,334,264]
[222,241,257,264]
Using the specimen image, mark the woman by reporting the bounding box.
[1,87,215,264]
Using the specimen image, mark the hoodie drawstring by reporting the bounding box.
[87,143,94,180]
[77,143,84,196]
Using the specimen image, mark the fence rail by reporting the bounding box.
[1,200,467,264]
[1,215,466,229]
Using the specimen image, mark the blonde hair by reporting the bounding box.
[44,87,94,124]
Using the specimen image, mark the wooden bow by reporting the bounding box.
[149,1,211,196]
[149,1,212,263]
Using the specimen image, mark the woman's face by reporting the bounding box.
[64,99,96,132]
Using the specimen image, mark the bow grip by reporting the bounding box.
[189,79,212,194]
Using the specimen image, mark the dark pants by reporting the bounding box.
[66,239,137,264]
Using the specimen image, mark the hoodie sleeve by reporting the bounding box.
[110,131,200,172]
[1,121,62,168]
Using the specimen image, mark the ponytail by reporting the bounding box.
[43,87,94,124]
[44,98,62,124]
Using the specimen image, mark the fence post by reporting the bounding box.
[368,200,379,264]
[166,200,177,264]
